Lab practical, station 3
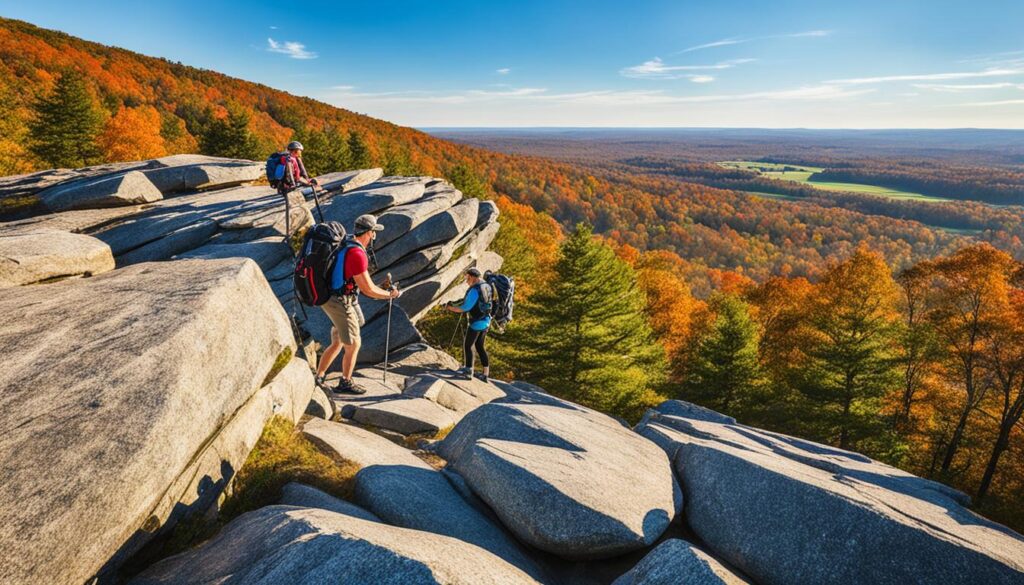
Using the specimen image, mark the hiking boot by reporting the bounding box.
[455,367,473,380]
[315,375,332,392]
[334,377,366,395]
[474,372,489,383]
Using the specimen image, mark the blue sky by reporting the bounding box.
[4,1,1024,127]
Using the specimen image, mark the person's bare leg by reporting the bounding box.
[341,338,361,381]
[317,328,343,378]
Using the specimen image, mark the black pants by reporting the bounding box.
[464,328,489,369]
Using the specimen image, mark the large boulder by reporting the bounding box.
[309,167,384,193]
[91,185,274,257]
[399,223,501,321]
[279,482,381,522]
[611,539,751,585]
[637,401,1024,585]
[0,229,114,287]
[376,184,463,247]
[129,506,541,585]
[344,396,458,435]
[264,357,316,422]
[301,418,548,580]
[319,178,428,229]
[140,155,263,193]
[437,394,682,560]
[405,372,507,415]
[373,198,479,270]
[0,258,295,585]
[38,170,163,211]
[176,237,292,273]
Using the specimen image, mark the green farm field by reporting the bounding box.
[719,161,954,202]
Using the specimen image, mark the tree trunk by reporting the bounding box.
[838,373,854,450]
[977,426,1011,502]
[940,403,972,472]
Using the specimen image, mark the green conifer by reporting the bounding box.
[682,294,764,416]
[28,70,103,168]
[512,223,666,418]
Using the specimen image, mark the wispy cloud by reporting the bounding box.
[958,99,1024,107]
[496,68,511,75]
[267,38,317,60]
[329,83,871,107]
[829,68,1022,85]
[913,82,1023,92]
[679,30,831,53]
[680,38,743,53]
[621,57,754,80]
[786,30,831,38]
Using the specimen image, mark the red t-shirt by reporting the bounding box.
[343,246,368,280]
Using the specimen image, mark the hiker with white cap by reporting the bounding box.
[315,214,401,394]
[446,267,493,382]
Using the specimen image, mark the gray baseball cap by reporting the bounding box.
[466,268,482,277]
[354,214,384,234]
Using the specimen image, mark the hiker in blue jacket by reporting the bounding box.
[446,267,492,382]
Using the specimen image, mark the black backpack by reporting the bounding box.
[293,222,346,306]
[484,271,515,331]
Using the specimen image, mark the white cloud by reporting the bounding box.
[269,26,278,30]
[329,83,870,108]
[680,38,743,53]
[679,30,831,53]
[786,30,831,38]
[267,38,317,60]
[496,68,511,75]
[621,57,754,79]
[913,82,1022,92]
[690,75,715,83]
[958,99,1024,107]
[829,68,1022,85]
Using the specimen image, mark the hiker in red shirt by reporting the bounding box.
[315,214,401,394]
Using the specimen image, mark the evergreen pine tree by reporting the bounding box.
[200,103,261,160]
[446,163,490,199]
[796,248,903,451]
[682,293,764,416]
[347,130,371,169]
[382,143,417,176]
[512,223,666,418]
[28,70,103,168]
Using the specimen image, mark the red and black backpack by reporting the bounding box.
[293,222,347,306]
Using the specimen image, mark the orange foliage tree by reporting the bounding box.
[99,105,165,162]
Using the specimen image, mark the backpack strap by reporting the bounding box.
[333,242,364,296]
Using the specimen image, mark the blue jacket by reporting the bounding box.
[460,285,492,331]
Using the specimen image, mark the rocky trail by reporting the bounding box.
[0,156,1021,584]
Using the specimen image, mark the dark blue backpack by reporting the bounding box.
[265,152,290,188]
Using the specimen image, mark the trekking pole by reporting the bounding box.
[447,311,464,350]
[309,182,326,223]
[383,273,395,384]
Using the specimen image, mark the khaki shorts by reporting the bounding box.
[321,295,365,345]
